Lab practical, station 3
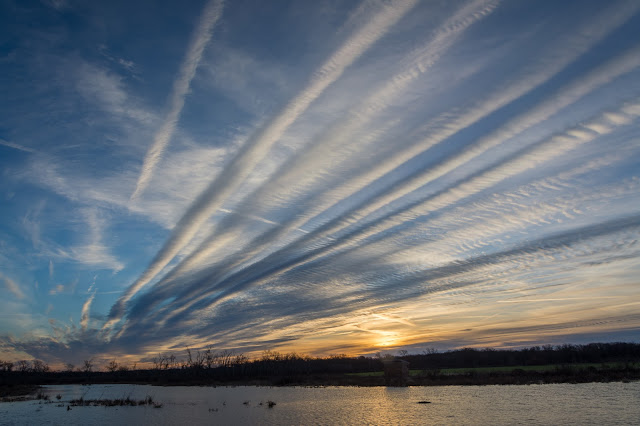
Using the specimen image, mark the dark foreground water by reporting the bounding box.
[1,382,639,425]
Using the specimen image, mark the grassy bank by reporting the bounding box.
[348,362,640,377]
[0,384,41,402]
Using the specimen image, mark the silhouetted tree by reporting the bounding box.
[152,353,176,370]
[31,359,49,373]
[83,358,94,373]
[234,353,249,365]
[107,359,119,373]
[185,347,205,369]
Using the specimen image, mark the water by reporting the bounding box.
[1,382,639,425]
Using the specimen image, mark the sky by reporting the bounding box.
[1,0,640,368]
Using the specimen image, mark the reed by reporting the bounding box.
[69,394,162,408]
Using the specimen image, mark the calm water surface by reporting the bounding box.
[1,382,639,425]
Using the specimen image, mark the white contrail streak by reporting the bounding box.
[81,290,96,331]
[261,2,640,253]
[169,98,640,318]
[0,138,36,153]
[314,99,640,257]
[260,0,501,197]
[387,162,638,263]
[114,0,640,335]
[330,42,640,228]
[106,0,419,328]
[153,0,500,281]
[117,1,640,330]
[131,0,224,200]
[179,2,637,282]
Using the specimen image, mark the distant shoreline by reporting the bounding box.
[2,365,639,401]
[3,343,639,396]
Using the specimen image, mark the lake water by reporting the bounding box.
[1,382,639,425]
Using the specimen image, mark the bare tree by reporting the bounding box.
[261,350,282,362]
[17,360,30,372]
[203,347,215,369]
[152,354,163,370]
[65,363,75,373]
[31,359,49,373]
[218,350,235,368]
[83,358,94,373]
[152,353,177,370]
[329,353,348,360]
[185,347,205,369]
[168,354,177,369]
[234,353,248,365]
[107,359,119,373]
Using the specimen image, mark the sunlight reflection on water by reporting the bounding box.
[1,382,638,425]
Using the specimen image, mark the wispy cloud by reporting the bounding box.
[107,0,420,327]
[0,273,26,300]
[125,0,502,323]
[0,138,36,153]
[47,208,124,273]
[198,100,634,309]
[181,0,501,264]
[80,289,96,330]
[3,0,640,362]
[49,284,65,296]
[116,98,640,348]
[131,0,225,200]
[167,0,637,297]
[48,260,54,281]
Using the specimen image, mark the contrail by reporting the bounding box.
[155,210,640,337]
[113,0,639,333]
[147,0,500,288]
[306,101,640,263]
[0,138,36,153]
[131,0,224,200]
[274,99,640,270]
[383,157,638,264]
[246,1,640,257]
[315,41,640,235]
[151,98,640,322]
[128,41,640,329]
[163,1,638,290]
[106,0,419,328]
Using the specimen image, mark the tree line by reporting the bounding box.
[2,342,639,378]
[404,342,640,370]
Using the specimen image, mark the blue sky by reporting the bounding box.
[1,0,640,367]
